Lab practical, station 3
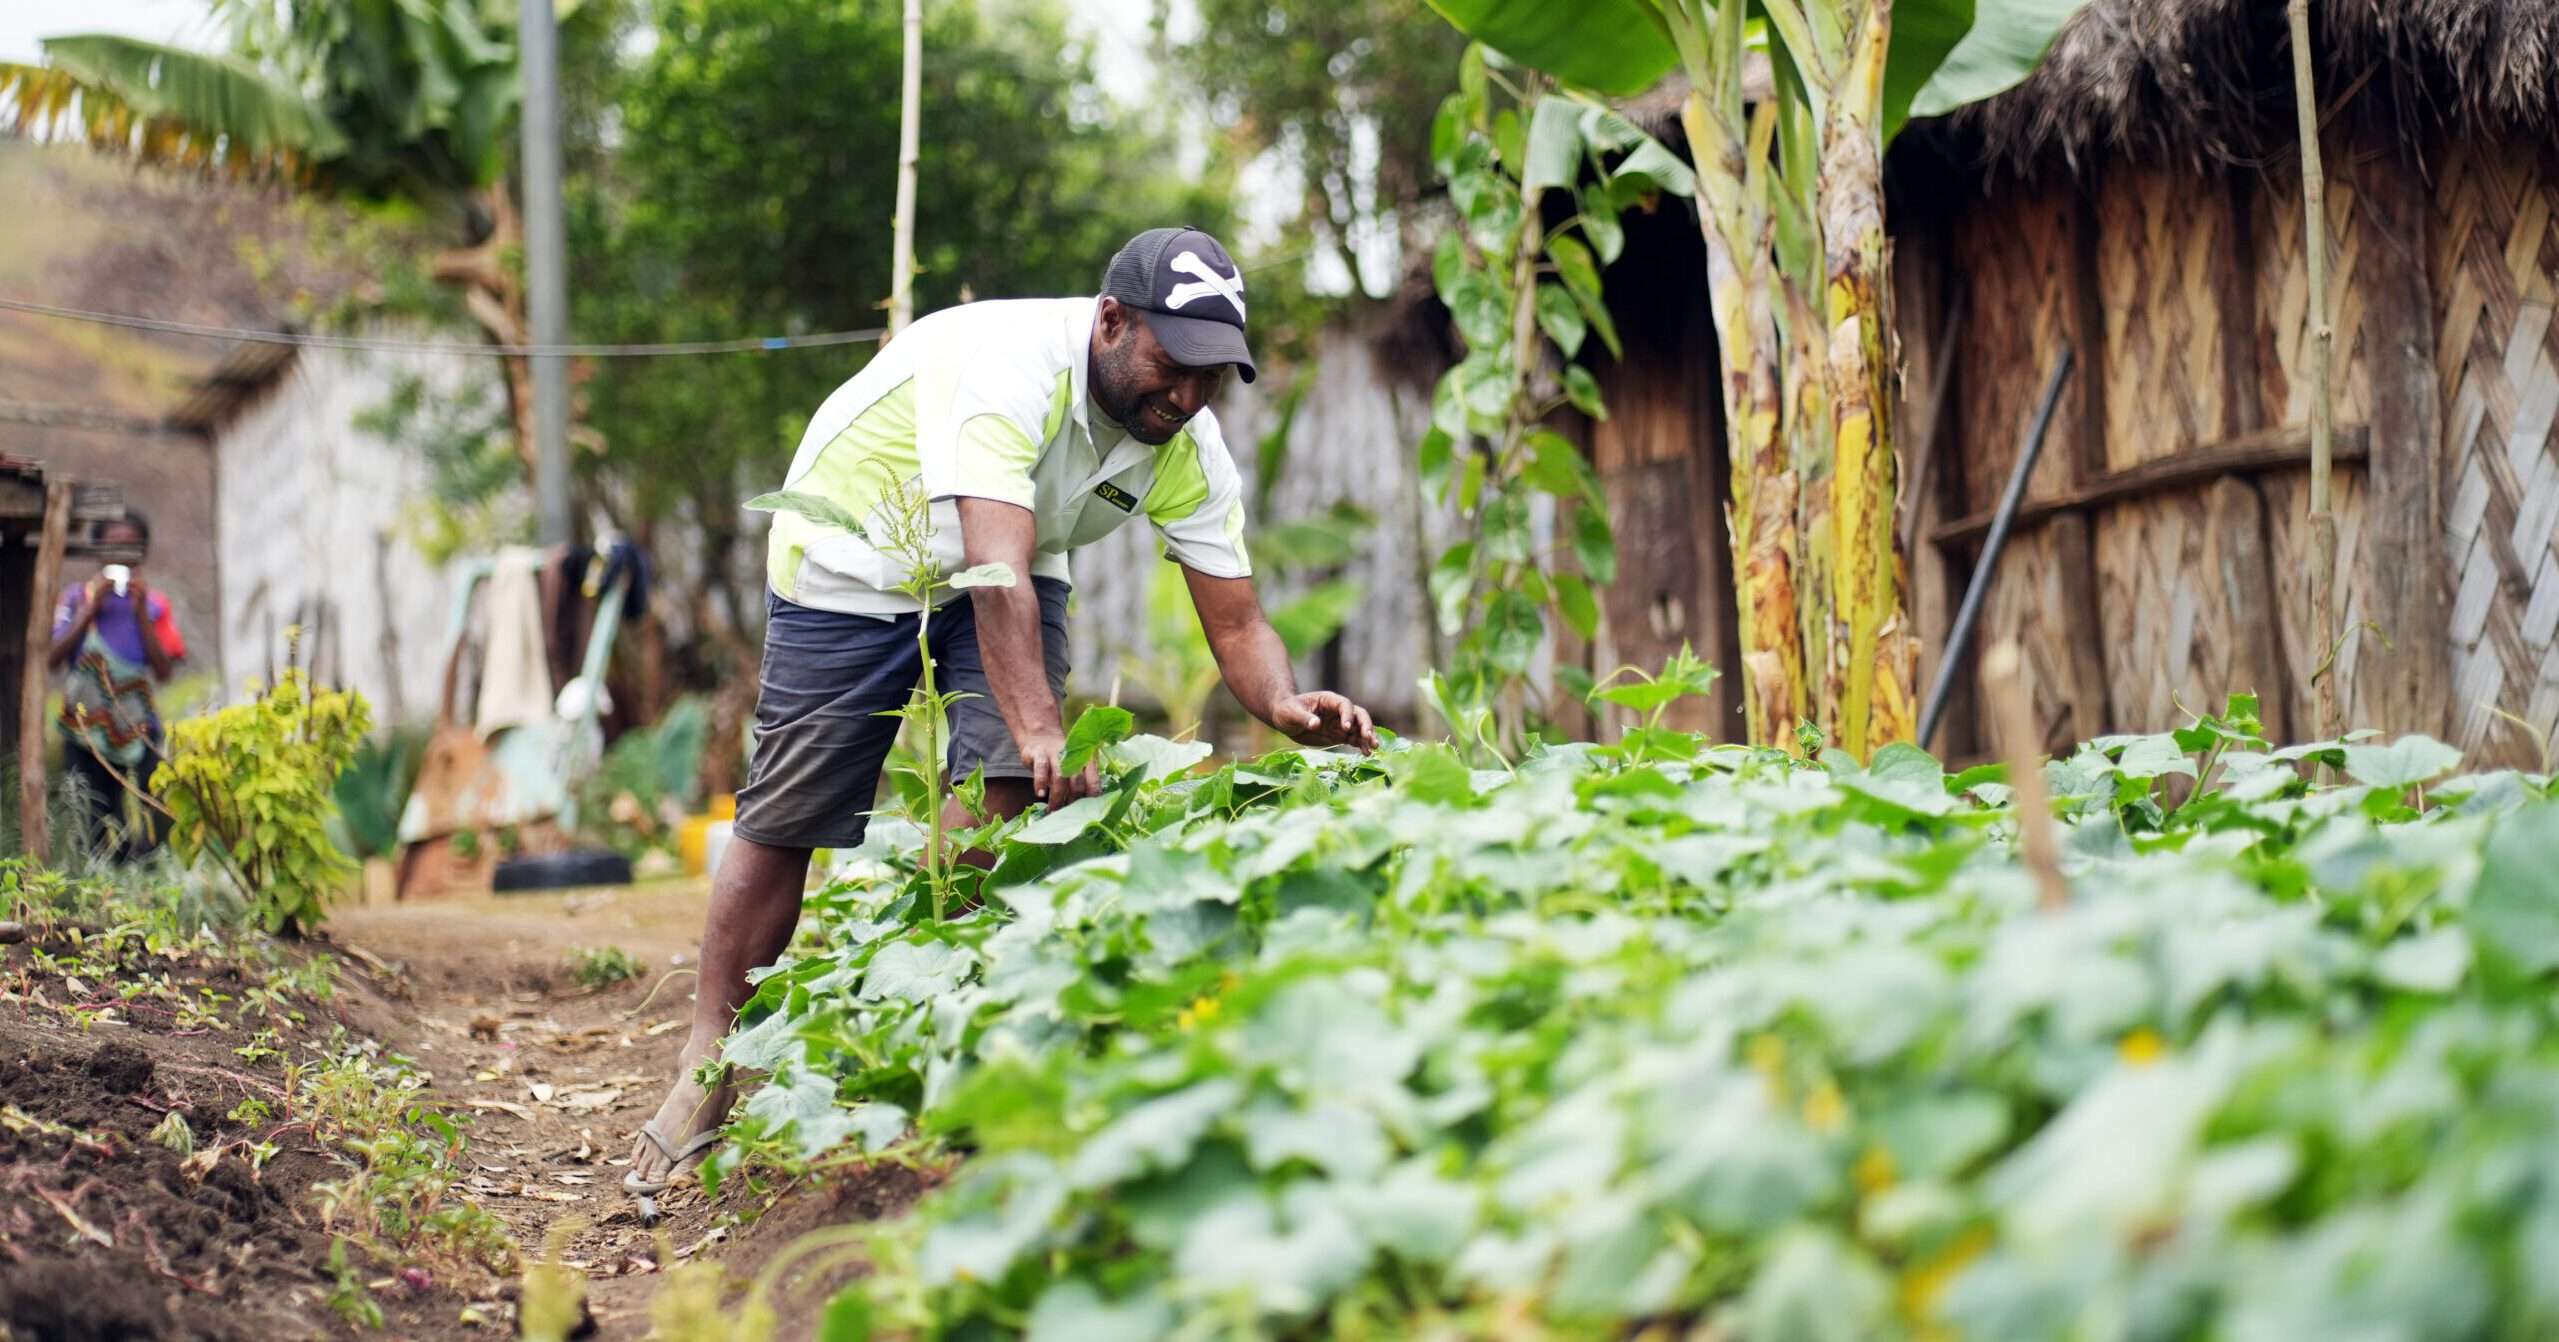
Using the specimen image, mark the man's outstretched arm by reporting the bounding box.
[956,497,1100,804]
[1181,565,1379,751]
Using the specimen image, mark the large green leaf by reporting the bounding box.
[1521,94,1586,194]
[1426,0,2085,145]
[5,34,348,171]
[1892,0,2092,136]
[745,490,871,539]
[1423,0,1678,97]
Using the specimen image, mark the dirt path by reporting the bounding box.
[333,878,941,1339]
[331,878,725,1336]
[0,876,926,1341]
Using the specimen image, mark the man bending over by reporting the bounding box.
[627,227,1379,1193]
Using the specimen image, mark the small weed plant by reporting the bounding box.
[568,945,644,989]
[295,1044,515,1279]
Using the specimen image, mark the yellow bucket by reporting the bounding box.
[678,814,716,874]
[678,795,739,874]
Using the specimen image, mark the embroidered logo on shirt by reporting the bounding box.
[1094,481,1141,513]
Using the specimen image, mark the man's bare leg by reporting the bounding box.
[629,778,1042,1186]
[628,834,811,1186]
[952,777,1037,869]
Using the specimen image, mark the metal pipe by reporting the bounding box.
[1917,345,2074,752]
[520,0,572,546]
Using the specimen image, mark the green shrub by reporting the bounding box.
[152,671,371,935]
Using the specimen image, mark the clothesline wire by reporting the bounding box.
[0,296,888,357]
[0,246,1322,361]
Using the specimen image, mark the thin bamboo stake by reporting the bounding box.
[1983,640,2067,911]
[887,0,923,337]
[2287,0,2339,737]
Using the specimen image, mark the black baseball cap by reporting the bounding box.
[1101,226,1257,383]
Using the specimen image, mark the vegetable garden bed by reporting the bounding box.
[711,693,2559,1339]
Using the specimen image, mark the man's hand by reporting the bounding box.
[126,572,150,612]
[1272,691,1379,752]
[1016,732,1103,808]
[82,574,111,611]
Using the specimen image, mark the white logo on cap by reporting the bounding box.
[1163,249,1246,321]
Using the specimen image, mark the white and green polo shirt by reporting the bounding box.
[763,296,1253,615]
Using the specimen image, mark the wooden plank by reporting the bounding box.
[1931,423,2373,545]
[2220,169,2266,439]
[1906,220,1983,758]
[2206,477,2294,739]
[2070,176,2113,480]
[0,537,29,798]
[2056,177,2116,733]
[2354,146,2451,737]
[18,481,70,864]
[2044,512,2111,743]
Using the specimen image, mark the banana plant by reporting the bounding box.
[1425,0,2088,758]
[1,1,554,474]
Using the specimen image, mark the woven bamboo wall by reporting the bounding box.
[1927,137,2427,754]
[2434,136,2559,769]
[2087,163,2291,736]
[1950,179,2084,515]
[2096,163,2236,464]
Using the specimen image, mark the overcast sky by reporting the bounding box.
[0,0,212,63]
[1,0,1172,90]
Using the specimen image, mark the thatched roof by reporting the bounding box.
[1955,0,2559,172]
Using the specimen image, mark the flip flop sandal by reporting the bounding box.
[624,1123,723,1196]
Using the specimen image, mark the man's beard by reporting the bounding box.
[1092,340,1177,445]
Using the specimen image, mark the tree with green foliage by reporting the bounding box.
[565,0,1231,707]
[1167,0,1463,300]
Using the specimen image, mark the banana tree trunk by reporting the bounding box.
[1785,209,1835,748]
[1815,0,1915,758]
[430,183,540,475]
[1684,91,1804,747]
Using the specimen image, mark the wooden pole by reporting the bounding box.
[1983,639,2067,910]
[19,481,71,864]
[2357,149,2451,740]
[887,0,923,337]
[2287,0,2340,737]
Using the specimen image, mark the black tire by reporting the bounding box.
[492,848,634,892]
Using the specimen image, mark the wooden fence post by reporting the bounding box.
[2356,147,2450,736]
[19,481,71,864]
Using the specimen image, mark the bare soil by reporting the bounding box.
[0,879,934,1341]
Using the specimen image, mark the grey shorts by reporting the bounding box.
[731,579,1071,850]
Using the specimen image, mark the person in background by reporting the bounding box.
[48,511,185,861]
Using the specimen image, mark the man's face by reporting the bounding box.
[1091,298,1231,446]
[100,522,146,565]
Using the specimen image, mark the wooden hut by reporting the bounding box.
[1538,0,2558,761]
[1108,0,2558,763]
[1887,0,2559,765]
